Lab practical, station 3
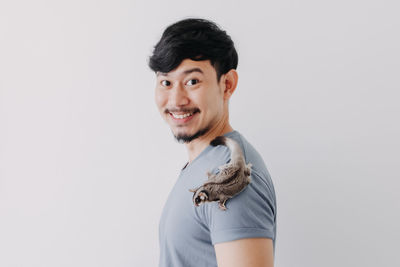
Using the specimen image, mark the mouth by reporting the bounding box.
[169,111,198,123]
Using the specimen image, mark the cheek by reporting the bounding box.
[203,93,222,114]
[192,90,210,110]
[154,89,167,110]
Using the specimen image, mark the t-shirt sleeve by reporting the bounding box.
[202,169,277,245]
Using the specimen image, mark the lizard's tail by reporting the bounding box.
[210,136,245,164]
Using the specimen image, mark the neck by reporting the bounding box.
[184,120,233,165]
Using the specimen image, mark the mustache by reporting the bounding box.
[165,108,200,114]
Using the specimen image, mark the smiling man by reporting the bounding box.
[149,18,277,267]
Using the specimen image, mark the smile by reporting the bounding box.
[169,111,197,123]
[171,112,193,119]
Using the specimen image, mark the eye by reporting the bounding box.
[186,79,199,86]
[161,80,171,87]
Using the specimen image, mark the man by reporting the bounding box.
[149,18,277,267]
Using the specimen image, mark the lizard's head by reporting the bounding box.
[189,189,209,207]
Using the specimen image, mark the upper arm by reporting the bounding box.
[204,170,277,245]
[214,237,274,267]
[202,167,277,266]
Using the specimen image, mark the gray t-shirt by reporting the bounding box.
[158,130,277,267]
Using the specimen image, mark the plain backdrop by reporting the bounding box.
[0,0,399,266]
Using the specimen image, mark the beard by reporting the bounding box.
[172,124,212,144]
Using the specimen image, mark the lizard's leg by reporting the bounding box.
[219,198,228,211]
[247,176,251,184]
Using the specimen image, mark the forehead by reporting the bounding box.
[156,59,216,78]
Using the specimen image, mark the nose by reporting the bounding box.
[169,83,189,107]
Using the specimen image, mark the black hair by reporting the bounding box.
[148,18,238,81]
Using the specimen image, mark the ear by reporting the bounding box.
[189,188,197,193]
[199,190,209,199]
[220,69,238,101]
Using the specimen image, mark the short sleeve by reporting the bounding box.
[204,169,277,245]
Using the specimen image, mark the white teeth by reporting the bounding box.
[171,112,193,119]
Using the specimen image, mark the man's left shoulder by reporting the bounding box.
[227,131,269,174]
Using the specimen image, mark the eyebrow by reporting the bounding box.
[157,67,204,77]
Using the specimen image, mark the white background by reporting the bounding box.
[1,0,399,266]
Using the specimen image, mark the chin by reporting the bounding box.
[171,125,211,144]
[172,130,195,143]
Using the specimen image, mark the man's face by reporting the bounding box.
[154,59,225,143]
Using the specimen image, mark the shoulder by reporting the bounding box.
[202,131,277,214]
[225,131,273,182]
[195,131,277,245]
